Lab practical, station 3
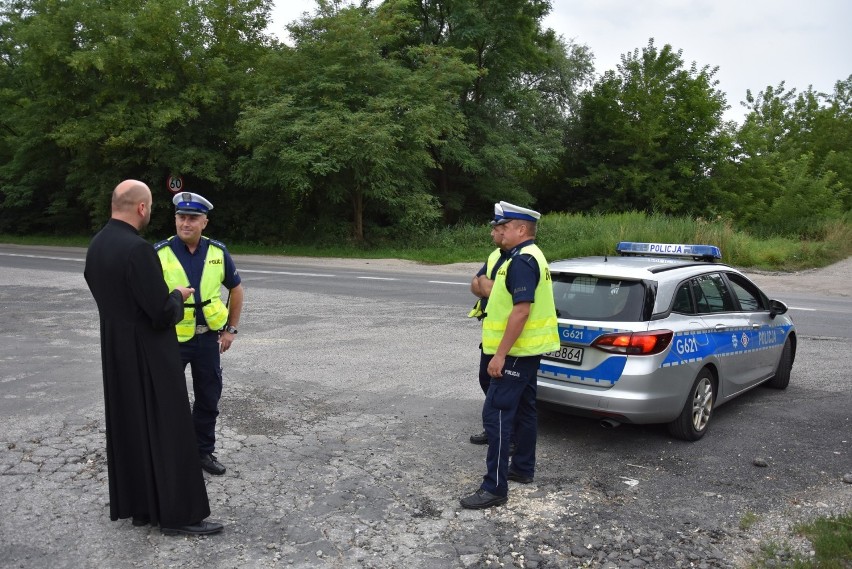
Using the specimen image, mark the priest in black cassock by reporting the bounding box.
[84,179,223,536]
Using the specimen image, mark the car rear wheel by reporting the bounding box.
[668,368,715,441]
[765,338,793,390]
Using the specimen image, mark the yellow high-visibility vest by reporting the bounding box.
[468,247,504,318]
[482,243,559,356]
[157,237,228,342]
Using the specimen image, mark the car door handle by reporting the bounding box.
[714,324,727,330]
[751,324,761,330]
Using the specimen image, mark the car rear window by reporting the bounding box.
[552,274,646,322]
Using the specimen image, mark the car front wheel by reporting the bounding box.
[668,368,715,441]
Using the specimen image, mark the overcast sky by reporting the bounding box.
[268,0,851,124]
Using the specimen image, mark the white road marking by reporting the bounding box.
[240,269,334,277]
[0,253,835,313]
[0,252,82,262]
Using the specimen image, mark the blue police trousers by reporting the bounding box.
[480,354,541,497]
[179,331,223,455]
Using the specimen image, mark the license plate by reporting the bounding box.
[543,345,584,365]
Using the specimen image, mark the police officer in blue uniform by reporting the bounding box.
[155,192,244,476]
[468,204,510,445]
[460,202,560,509]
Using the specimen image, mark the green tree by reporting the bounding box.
[0,0,77,232]
[234,1,477,242]
[557,39,732,216]
[0,0,271,235]
[396,0,594,220]
[794,76,852,212]
[713,80,849,236]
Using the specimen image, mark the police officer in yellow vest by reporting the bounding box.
[155,192,244,476]
[460,201,559,509]
[467,203,510,445]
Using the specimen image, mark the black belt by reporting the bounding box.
[184,299,212,308]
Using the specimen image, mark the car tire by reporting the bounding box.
[667,368,715,441]
[765,338,793,390]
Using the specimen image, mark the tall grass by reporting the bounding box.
[3,212,850,270]
[533,211,851,269]
[389,211,851,270]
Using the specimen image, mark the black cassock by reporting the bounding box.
[84,218,210,527]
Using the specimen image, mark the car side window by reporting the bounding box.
[693,273,736,313]
[671,282,695,314]
[725,273,767,311]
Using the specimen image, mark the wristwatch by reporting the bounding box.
[223,325,238,334]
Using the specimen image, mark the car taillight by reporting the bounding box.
[592,330,673,355]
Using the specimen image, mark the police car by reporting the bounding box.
[537,242,796,440]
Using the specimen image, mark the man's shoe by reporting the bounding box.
[161,520,224,536]
[199,454,226,475]
[460,488,508,509]
[507,470,534,484]
[132,516,150,527]
[469,430,488,445]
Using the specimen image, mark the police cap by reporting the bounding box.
[173,192,213,216]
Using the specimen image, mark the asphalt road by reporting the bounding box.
[0,244,849,569]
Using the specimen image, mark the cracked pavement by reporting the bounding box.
[1,257,850,569]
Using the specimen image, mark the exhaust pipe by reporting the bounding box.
[600,418,621,429]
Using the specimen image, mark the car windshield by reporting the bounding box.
[552,274,646,322]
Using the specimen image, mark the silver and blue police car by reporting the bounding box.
[537,242,796,440]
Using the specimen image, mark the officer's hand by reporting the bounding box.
[219,331,235,353]
[479,277,494,298]
[175,286,195,301]
[487,354,505,378]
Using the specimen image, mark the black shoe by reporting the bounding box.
[507,470,534,484]
[199,454,226,475]
[161,520,224,536]
[132,516,150,527]
[469,430,488,445]
[460,488,508,509]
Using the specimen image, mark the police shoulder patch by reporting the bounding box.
[208,238,228,251]
[515,253,537,268]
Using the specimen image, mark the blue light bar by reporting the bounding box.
[616,242,722,260]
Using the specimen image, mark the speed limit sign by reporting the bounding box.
[167,175,184,193]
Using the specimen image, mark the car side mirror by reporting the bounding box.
[768,299,788,319]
